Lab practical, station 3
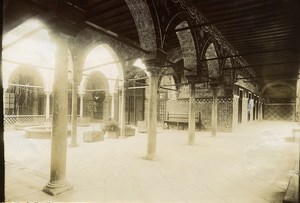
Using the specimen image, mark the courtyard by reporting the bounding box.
[4,121,299,202]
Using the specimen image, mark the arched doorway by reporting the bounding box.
[6,66,44,115]
[84,71,109,121]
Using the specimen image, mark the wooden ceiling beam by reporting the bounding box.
[228,33,295,43]
[222,60,300,70]
[223,27,298,40]
[3,26,44,49]
[217,15,295,31]
[169,9,285,33]
[85,21,149,54]
[87,4,128,19]
[199,48,295,62]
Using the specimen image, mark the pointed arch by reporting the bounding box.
[203,42,220,79]
[125,0,157,56]
[175,21,197,76]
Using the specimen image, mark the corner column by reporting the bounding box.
[211,83,218,137]
[43,33,72,196]
[188,81,196,144]
[145,64,158,160]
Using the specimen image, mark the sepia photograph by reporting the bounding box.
[1,0,300,202]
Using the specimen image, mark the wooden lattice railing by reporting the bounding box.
[4,115,73,129]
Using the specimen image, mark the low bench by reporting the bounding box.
[163,112,201,130]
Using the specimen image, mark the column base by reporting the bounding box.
[188,141,195,145]
[43,181,72,196]
[143,154,155,160]
[69,143,79,148]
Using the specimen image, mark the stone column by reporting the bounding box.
[258,99,263,121]
[211,84,218,137]
[45,91,51,123]
[232,95,239,130]
[119,84,126,137]
[114,90,119,122]
[188,82,196,144]
[43,33,72,196]
[110,92,115,120]
[79,94,84,118]
[69,81,79,147]
[145,66,158,160]
[32,91,39,115]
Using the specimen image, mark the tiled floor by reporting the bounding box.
[4,121,299,202]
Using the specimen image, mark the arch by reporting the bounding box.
[158,67,180,91]
[84,71,109,120]
[262,80,295,94]
[175,21,197,75]
[201,36,221,60]
[124,0,157,55]
[74,29,129,87]
[222,57,234,85]
[159,74,178,101]
[7,65,44,115]
[82,44,124,94]
[2,18,53,88]
[203,42,220,79]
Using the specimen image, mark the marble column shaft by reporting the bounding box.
[232,95,239,130]
[188,82,196,144]
[120,86,126,137]
[45,91,51,122]
[146,68,158,159]
[70,81,79,147]
[79,94,84,118]
[43,34,72,196]
[211,87,218,136]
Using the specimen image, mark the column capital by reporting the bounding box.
[79,93,85,98]
[142,58,161,76]
[49,32,73,44]
[44,90,52,95]
[209,76,222,88]
[185,75,198,84]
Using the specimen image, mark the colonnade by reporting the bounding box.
[41,34,263,196]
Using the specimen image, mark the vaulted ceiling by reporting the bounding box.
[3,0,300,88]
